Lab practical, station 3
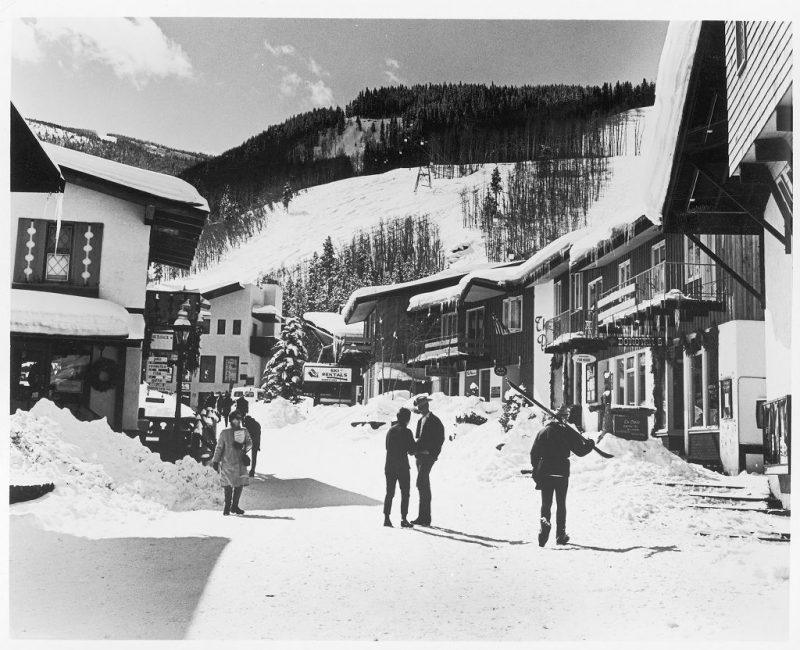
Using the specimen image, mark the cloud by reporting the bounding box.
[264,41,297,57]
[305,80,335,108]
[279,72,303,98]
[12,20,43,63]
[14,18,192,88]
[307,58,329,77]
[382,57,406,85]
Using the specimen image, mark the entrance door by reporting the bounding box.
[479,368,491,402]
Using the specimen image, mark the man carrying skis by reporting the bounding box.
[530,404,595,547]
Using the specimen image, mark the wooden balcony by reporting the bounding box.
[597,262,728,326]
[407,333,487,367]
[542,309,605,353]
[542,261,760,353]
[249,335,276,357]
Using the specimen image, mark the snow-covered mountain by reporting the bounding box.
[177,163,502,291]
[177,108,649,293]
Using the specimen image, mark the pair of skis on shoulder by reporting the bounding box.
[506,379,614,460]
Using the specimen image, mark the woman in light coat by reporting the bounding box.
[212,410,252,515]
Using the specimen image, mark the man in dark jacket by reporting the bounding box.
[411,393,445,527]
[530,404,595,547]
[243,414,261,477]
[235,394,250,418]
[219,392,233,426]
[383,407,416,528]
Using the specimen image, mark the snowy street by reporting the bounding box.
[9,394,791,642]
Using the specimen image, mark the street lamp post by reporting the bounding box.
[172,299,192,461]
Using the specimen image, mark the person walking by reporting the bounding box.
[235,393,249,417]
[243,414,261,477]
[212,410,252,516]
[530,404,595,547]
[410,393,445,527]
[219,391,233,426]
[383,407,416,528]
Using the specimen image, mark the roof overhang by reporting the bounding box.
[572,218,659,271]
[660,21,770,237]
[201,282,245,300]
[10,103,64,193]
[11,289,144,341]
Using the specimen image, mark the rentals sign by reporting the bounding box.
[302,363,352,383]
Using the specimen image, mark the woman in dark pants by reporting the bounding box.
[383,407,416,528]
[530,405,595,546]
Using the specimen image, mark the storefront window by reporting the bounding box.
[707,349,719,426]
[625,357,635,405]
[585,363,597,403]
[50,352,91,394]
[691,352,704,427]
[637,353,647,405]
[616,359,625,404]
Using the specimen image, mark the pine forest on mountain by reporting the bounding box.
[268,216,445,319]
[28,78,655,304]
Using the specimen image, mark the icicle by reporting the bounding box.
[45,191,64,256]
[674,308,680,328]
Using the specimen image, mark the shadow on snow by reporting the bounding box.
[243,474,382,510]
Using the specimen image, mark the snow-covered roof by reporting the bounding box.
[642,21,702,226]
[342,264,495,324]
[459,231,580,302]
[253,305,279,316]
[407,285,462,312]
[43,143,209,211]
[303,312,365,339]
[10,289,140,339]
[407,347,467,366]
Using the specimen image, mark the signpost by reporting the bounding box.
[145,355,173,392]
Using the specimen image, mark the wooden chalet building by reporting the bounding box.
[10,103,209,432]
[342,265,518,401]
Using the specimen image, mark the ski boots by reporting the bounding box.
[556,532,570,545]
[538,517,551,547]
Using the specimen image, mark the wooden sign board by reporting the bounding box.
[612,413,649,441]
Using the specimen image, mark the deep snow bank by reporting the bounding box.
[10,400,221,534]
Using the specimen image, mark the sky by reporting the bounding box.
[9,11,670,155]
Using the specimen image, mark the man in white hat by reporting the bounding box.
[411,393,445,526]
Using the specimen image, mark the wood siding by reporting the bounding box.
[726,21,793,173]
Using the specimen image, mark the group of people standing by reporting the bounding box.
[382,393,445,528]
[383,394,596,547]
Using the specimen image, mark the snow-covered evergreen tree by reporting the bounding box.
[262,316,308,402]
[281,181,293,212]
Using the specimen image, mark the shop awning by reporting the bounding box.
[11,289,142,340]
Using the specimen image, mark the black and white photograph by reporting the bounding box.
[5,1,797,645]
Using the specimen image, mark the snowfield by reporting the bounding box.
[9,394,792,642]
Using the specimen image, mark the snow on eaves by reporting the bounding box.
[407,284,462,312]
[303,311,365,339]
[11,289,136,338]
[342,263,499,322]
[642,21,702,225]
[43,143,209,211]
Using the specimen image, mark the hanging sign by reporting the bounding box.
[574,353,597,364]
[303,364,352,383]
[493,366,507,376]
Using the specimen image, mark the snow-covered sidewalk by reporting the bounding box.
[8,395,792,641]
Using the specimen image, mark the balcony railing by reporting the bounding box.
[542,261,761,352]
[597,262,726,325]
[407,332,487,366]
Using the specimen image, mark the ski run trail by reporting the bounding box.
[9,392,793,643]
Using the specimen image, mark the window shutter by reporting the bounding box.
[13,218,47,284]
[70,222,103,287]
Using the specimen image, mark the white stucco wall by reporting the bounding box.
[189,284,281,404]
[717,320,766,474]
[762,196,792,401]
[532,282,555,406]
[11,183,151,309]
